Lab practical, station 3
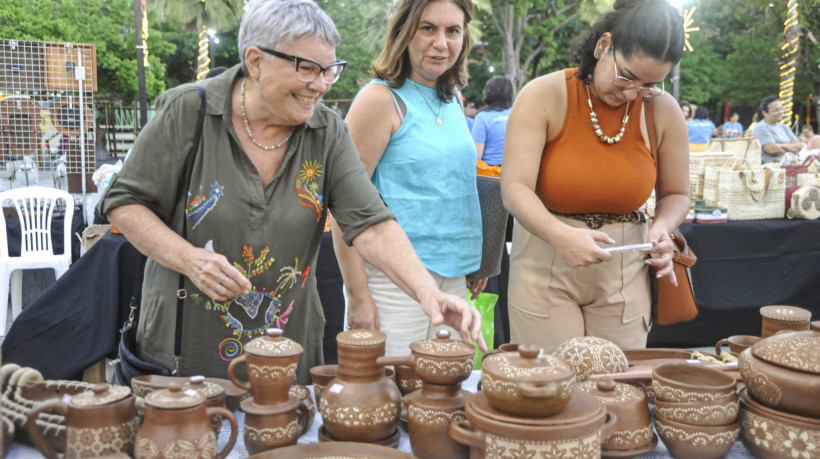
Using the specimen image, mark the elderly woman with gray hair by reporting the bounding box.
[98,0,485,384]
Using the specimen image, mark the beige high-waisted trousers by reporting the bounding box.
[508,216,651,353]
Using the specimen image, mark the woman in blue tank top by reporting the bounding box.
[330,0,485,357]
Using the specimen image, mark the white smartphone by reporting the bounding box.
[603,242,653,253]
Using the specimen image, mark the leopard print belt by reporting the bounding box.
[551,210,646,230]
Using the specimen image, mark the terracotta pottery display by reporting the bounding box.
[24,383,138,459]
[654,393,739,427]
[450,391,616,459]
[554,337,629,382]
[651,362,736,403]
[760,305,811,338]
[715,335,761,357]
[241,395,308,454]
[135,382,237,459]
[738,387,820,459]
[403,383,469,459]
[309,364,395,412]
[319,329,401,443]
[574,378,654,453]
[480,344,575,417]
[738,321,820,418]
[248,441,416,459]
[131,375,246,412]
[653,413,739,459]
[377,330,476,386]
[184,376,227,436]
[228,328,303,406]
[289,384,316,430]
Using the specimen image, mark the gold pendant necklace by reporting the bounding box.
[241,78,294,151]
[410,79,442,126]
[585,83,629,144]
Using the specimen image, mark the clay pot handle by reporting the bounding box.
[207,406,238,459]
[296,398,310,436]
[449,419,484,448]
[227,355,250,391]
[599,411,619,442]
[517,381,557,398]
[714,339,730,357]
[375,354,414,368]
[25,398,67,459]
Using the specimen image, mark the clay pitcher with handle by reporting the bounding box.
[228,328,303,405]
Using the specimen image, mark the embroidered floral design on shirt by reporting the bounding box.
[185,181,224,229]
[294,160,323,222]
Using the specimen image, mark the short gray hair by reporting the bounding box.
[238,0,340,75]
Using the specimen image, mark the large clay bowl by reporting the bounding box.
[652,362,736,403]
[738,347,820,419]
[739,388,820,459]
[653,413,739,459]
[654,393,739,427]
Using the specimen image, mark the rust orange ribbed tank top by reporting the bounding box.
[535,69,656,214]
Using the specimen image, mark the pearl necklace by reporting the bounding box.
[409,79,442,126]
[585,83,629,144]
[240,78,294,151]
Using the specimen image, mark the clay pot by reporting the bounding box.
[654,393,739,427]
[450,391,616,459]
[480,344,575,417]
[310,364,395,411]
[182,376,227,436]
[715,335,761,357]
[289,384,316,430]
[131,375,246,412]
[651,362,736,403]
[574,378,654,452]
[319,329,401,443]
[403,383,469,459]
[228,328,303,406]
[738,322,820,418]
[653,413,739,459]
[738,387,820,459]
[377,330,476,386]
[26,384,139,459]
[241,395,309,454]
[553,337,629,382]
[135,382,237,459]
[760,305,811,338]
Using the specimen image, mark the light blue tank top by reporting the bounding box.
[367,79,482,277]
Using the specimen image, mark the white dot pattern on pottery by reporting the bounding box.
[554,337,629,382]
[485,431,600,459]
[407,405,466,425]
[655,421,739,447]
[71,385,132,406]
[248,339,302,354]
[754,336,820,374]
[134,430,217,459]
[416,357,472,377]
[739,356,782,406]
[245,420,299,442]
[249,362,297,380]
[319,399,400,427]
[603,426,654,449]
[656,402,738,425]
[66,417,139,457]
[740,409,820,458]
[481,373,574,400]
[651,381,733,403]
[490,353,568,378]
[576,380,642,403]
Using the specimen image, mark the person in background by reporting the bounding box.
[679,100,693,122]
[98,0,484,384]
[752,97,803,164]
[464,99,478,130]
[501,0,688,352]
[801,123,820,150]
[721,112,743,138]
[472,76,513,166]
[687,105,716,144]
[745,110,760,137]
[331,0,486,357]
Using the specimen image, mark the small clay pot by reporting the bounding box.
[760,305,811,338]
[376,330,475,386]
[653,393,739,427]
[403,383,468,459]
[228,328,303,406]
[480,344,575,417]
[310,364,395,411]
[26,383,139,459]
[651,362,736,403]
[738,387,820,459]
[241,395,308,455]
[575,378,654,452]
[653,413,739,459]
[714,335,761,357]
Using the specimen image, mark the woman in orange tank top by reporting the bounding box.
[501,0,690,352]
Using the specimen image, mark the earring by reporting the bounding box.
[594,49,600,59]
[255,75,260,82]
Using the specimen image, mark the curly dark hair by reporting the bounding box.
[481,76,513,111]
[570,0,684,83]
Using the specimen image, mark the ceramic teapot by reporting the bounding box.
[228,328,303,405]
[26,383,139,459]
[376,330,475,385]
[134,382,237,459]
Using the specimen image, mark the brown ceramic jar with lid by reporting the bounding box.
[228,328,303,405]
[184,375,227,436]
[377,330,475,385]
[760,305,811,337]
[135,382,237,459]
[575,378,656,454]
[26,383,139,459]
[319,329,401,443]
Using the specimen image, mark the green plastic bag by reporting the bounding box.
[467,290,498,369]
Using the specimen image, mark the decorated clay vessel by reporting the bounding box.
[228,328,303,406]
[241,395,308,454]
[377,330,476,385]
[575,378,656,454]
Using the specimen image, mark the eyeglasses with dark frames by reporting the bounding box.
[611,49,664,98]
[258,47,347,84]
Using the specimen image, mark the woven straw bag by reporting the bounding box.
[786,186,820,220]
[706,137,762,164]
[690,173,704,199]
[704,160,785,220]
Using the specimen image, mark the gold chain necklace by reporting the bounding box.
[409,79,442,126]
[585,83,629,144]
[241,78,294,151]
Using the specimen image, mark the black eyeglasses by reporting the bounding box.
[258,47,347,84]
[612,49,664,98]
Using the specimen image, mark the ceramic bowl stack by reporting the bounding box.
[651,362,740,459]
[737,321,820,458]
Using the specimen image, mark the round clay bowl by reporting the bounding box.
[739,388,820,459]
[553,336,629,382]
[654,393,739,427]
[738,347,820,419]
[249,441,415,458]
[652,362,736,403]
[653,413,739,459]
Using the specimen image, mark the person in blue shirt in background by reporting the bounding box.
[721,112,743,138]
[687,105,716,144]
[472,76,513,166]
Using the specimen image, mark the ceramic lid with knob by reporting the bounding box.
[69,383,132,407]
[245,328,304,357]
[751,320,820,375]
[336,329,386,347]
[409,330,475,358]
[575,378,646,406]
[144,382,206,409]
[482,344,574,382]
[183,375,225,401]
[759,305,811,322]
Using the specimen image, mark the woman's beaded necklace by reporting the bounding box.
[240,78,294,151]
[410,79,442,126]
[585,83,629,144]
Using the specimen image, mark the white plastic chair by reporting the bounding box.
[0,186,74,338]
